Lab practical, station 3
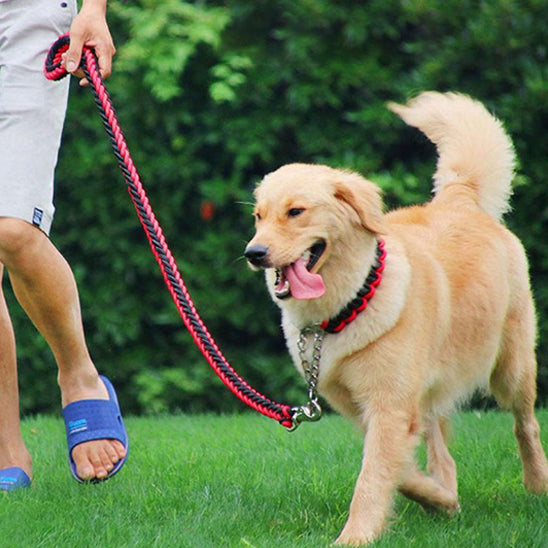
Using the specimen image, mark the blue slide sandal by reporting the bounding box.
[62,375,129,483]
[0,467,31,492]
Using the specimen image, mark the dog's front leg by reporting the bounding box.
[335,409,419,546]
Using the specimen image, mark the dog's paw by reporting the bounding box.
[447,500,461,517]
[334,526,379,546]
[421,496,461,517]
[524,476,548,495]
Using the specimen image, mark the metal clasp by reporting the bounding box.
[288,398,323,431]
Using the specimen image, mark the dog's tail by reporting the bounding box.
[388,91,515,220]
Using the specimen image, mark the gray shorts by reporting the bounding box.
[0,0,77,235]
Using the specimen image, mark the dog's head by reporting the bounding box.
[244,163,385,301]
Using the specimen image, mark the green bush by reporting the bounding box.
[10,0,548,415]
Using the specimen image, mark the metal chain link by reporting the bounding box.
[290,326,324,430]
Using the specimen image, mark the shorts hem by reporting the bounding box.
[0,208,54,236]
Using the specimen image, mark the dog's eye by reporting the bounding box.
[288,208,305,218]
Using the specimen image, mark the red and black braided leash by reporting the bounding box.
[44,35,296,428]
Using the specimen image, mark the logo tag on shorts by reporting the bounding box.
[32,208,44,227]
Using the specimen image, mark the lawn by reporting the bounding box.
[2,410,548,547]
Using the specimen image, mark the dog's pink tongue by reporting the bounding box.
[284,259,325,300]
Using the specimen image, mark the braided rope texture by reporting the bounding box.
[44,35,294,428]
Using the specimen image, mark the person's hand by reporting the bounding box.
[62,0,115,86]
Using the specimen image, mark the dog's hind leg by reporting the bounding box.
[513,405,548,494]
[490,297,548,494]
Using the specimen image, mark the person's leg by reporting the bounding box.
[0,264,33,478]
[0,0,126,482]
[0,218,126,481]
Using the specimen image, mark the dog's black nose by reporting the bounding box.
[245,244,269,267]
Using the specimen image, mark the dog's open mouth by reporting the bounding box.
[274,241,326,300]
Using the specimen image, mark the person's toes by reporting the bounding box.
[112,440,126,460]
[88,453,109,479]
[74,457,95,480]
[72,441,100,480]
[99,450,116,472]
[72,439,126,480]
[103,442,123,467]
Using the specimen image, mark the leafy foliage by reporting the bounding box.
[9,0,548,414]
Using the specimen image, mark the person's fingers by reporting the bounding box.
[96,53,112,79]
[95,40,116,79]
[76,43,115,86]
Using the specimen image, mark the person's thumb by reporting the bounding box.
[64,34,84,73]
[65,57,78,73]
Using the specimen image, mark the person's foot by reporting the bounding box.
[60,374,127,481]
[0,467,32,491]
[0,444,33,492]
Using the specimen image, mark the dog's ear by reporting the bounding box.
[333,172,386,234]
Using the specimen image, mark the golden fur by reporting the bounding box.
[245,92,548,545]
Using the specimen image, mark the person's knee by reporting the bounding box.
[0,218,45,265]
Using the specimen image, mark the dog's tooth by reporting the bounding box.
[274,279,290,299]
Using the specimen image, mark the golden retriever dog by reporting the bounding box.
[244,92,548,545]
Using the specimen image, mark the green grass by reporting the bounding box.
[2,411,548,548]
